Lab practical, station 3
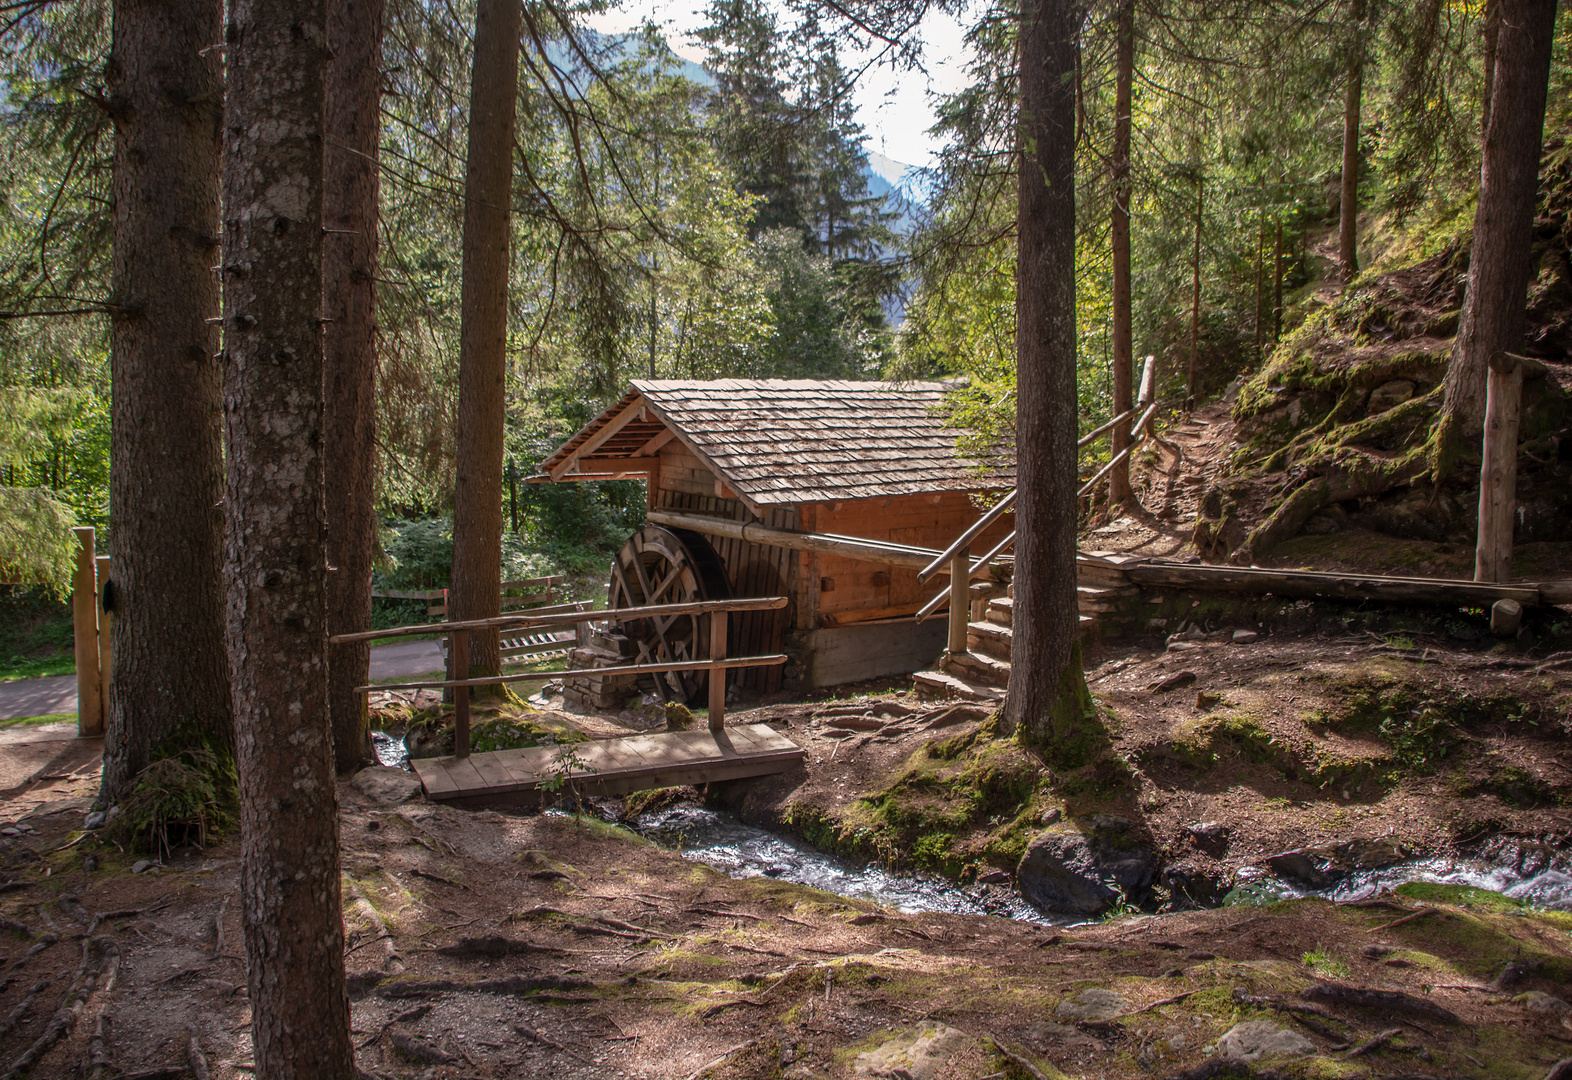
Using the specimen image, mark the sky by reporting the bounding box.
[582,0,977,183]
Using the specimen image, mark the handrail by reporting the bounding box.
[917,490,1015,583]
[1075,401,1159,498]
[918,355,1157,585]
[355,595,791,756]
[361,653,786,693]
[329,595,788,644]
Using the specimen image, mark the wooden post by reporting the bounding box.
[1475,351,1544,583]
[947,546,970,655]
[95,554,112,728]
[708,610,727,731]
[451,628,470,758]
[71,528,102,737]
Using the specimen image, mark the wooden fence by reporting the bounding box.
[330,596,790,759]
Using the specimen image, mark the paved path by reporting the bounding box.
[0,639,448,722]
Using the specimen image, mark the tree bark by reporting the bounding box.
[1480,0,1499,146]
[1108,0,1134,507]
[450,0,523,684]
[1338,0,1366,282]
[1007,0,1097,765]
[1273,219,1284,343]
[1439,0,1557,448]
[323,0,383,774]
[102,0,233,804]
[221,0,355,1074]
[1185,174,1202,410]
[1254,210,1266,360]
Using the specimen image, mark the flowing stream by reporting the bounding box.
[624,805,1054,923]
[378,730,1572,921]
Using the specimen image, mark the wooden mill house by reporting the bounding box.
[533,379,1015,708]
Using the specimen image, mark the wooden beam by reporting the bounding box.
[1476,356,1527,583]
[330,594,789,644]
[361,652,786,693]
[547,395,648,479]
[71,527,101,738]
[574,456,658,476]
[648,509,1005,577]
[1490,350,1549,378]
[633,428,675,456]
[1126,560,1539,607]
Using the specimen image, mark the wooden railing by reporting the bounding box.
[329,596,789,758]
[914,356,1160,649]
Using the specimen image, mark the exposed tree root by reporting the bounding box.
[185,1025,211,1080]
[0,979,49,1041]
[1236,446,1429,563]
[343,878,404,975]
[2,938,114,1080]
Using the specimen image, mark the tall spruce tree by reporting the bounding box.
[1008,0,1099,758]
[323,0,384,774]
[450,0,524,684]
[221,0,355,1069]
[102,0,233,804]
[1439,0,1559,449]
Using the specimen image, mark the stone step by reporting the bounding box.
[1077,584,1135,614]
[943,649,1011,687]
[912,668,1006,704]
[967,620,1012,661]
[985,595,1112,628]
[986,596,1013,627]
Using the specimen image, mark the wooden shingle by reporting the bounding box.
[535,378,1008,505]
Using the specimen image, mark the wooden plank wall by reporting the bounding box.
[811,491,1014,624]
[653,484,798,693]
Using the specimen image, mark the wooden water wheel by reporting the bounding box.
[607,525,731,704]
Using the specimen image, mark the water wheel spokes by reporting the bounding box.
[606,525,731,704]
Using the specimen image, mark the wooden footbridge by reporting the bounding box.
[410,722,803,808]
[330,595,807,806]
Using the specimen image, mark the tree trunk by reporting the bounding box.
[1007,0,1098,766]
[450,0,523,684]
[1254,210,1266,360]
[1338,0,1365,282]
[1480,0,1499,146]
[1438,0,1557,451]
[1273,219,1284,343]
[323,0,383,775]
[1108,0,1134,507]
[221,0,355,1074]
[1185,175,1202,410]
[102,0,233,804]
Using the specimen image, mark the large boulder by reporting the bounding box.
[1016,828,1158,916]
[352,766,423,805]
[852,1022,972,1080]
[1217,1021,1315,1061]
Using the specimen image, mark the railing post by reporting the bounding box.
[95,555,112,728]
[708,610,727,730]
[948,546,970,655]
[451,628,470,758]
[71,528,102,738]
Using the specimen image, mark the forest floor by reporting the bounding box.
[2,615,1572,1079]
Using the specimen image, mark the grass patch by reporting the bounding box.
[1301,946,1352,979]
[1393,881,1527,914]
[0,712,73,728]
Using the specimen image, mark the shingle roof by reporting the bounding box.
[535,378,1007,506]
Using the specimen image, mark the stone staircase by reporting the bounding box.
[912,554,1140,703]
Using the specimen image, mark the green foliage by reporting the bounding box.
[1301,946,1352,979]
[0,586,74,681]
[108,738,238,858]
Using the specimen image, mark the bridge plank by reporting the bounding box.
[409,723,803,807]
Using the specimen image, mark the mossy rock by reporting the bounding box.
[405,710,587,758]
